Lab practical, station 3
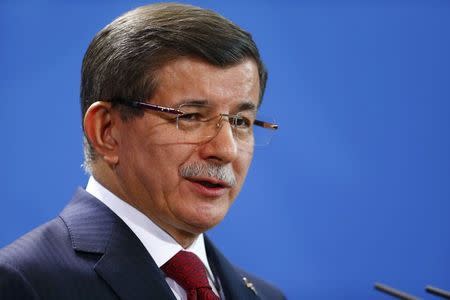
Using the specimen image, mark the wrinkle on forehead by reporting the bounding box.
[152,57,260,110]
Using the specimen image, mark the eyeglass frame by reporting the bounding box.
[113,99,279,131]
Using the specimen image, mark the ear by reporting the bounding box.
[83,101,120,166]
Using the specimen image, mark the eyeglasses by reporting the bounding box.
[116,100,278,147]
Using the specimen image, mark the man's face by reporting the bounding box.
[113,57,260,241]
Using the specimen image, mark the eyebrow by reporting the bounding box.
[237,101,257,112]
[174,99,209,107]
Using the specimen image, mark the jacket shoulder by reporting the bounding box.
[0,217,70,269]
[0,217,76,299]
[0,260,40,299]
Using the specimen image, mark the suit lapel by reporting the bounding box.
[94,217,175,300]
[205,236,260,300]
[60,188,175,300]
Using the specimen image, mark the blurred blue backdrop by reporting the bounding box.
[1,0,449,299]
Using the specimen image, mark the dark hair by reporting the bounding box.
[81,3,267,169]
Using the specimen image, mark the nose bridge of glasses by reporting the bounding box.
[218,113,238,127]
[211,114,255,149]
[194,113,237,143]
[207,113,234,135]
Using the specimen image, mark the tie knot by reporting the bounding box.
[161,250,210,290]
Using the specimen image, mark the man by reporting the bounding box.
[0,3,283,299]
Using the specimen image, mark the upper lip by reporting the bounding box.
[184,176,232,188]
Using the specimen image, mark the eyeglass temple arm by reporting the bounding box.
[254,119,279,130]
[123,100,184,115]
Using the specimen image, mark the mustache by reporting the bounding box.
[179,162,237,187]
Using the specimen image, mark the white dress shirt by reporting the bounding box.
[86,176,220,300]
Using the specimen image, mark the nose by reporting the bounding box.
[198,120,238,163]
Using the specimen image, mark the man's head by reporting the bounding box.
[81,3,267,246]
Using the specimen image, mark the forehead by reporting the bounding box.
[152,57,260,110]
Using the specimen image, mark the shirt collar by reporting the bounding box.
[85,176,216,281]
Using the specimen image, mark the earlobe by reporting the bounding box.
[83,101,120,167]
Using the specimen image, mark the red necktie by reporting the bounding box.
[161,250,220,300]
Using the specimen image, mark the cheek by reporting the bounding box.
[141,144,197,187]
[234,150,254,184]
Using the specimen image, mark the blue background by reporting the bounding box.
[1,1,449,299]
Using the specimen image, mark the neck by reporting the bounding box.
[152,220,200,249]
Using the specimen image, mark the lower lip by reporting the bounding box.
[186,180,229,198]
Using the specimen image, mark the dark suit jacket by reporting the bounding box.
[0,188,285,299]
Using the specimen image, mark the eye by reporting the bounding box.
[178,113,202,122]
[232,115,252,129]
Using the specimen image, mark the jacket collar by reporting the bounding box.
[60,188,175,300]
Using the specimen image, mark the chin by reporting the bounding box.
[184,204,229,233]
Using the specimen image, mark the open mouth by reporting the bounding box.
[185,177,229,189]
[183,177,230,197]
[195,180,224,188]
